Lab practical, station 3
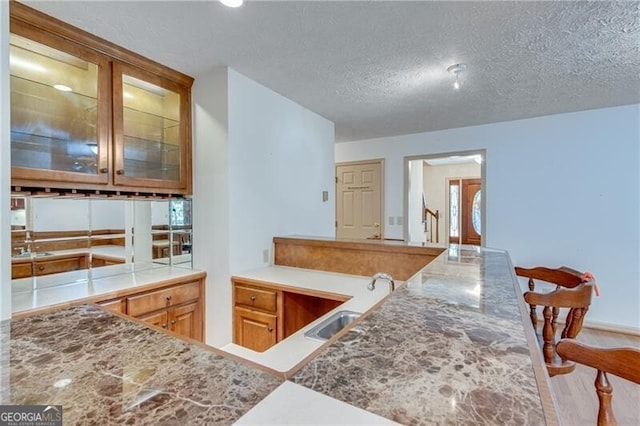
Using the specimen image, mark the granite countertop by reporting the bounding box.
[1,305,282,424]
[289,245,558,425]
[4,244,558,425]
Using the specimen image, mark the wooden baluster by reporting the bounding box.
[528,278,537,330]
[552,306,560,335]
[563,307,585,339]
[542,305,554,365]
[595,370,616,426]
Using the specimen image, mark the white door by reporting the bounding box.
[336,160,383,240]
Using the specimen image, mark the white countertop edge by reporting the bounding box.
[234,381,399,425]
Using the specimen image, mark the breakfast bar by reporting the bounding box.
[1,244,558,425]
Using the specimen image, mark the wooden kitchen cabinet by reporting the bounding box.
[232,278,347,352]
[94,277,205,342]
[126,280,203,341]
[9,2,193,195]
[234,307,277,353]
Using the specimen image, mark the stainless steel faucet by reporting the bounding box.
[367,272,395,293]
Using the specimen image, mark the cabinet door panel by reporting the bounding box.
[112,62,190,190]
[234,307,277,353]
[170,302,201,341]
[137,310,169,331]
[9,23,110,185]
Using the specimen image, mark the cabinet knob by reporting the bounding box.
[116,169,125,175]
[38,265,45,271]
[99,167,109,174]
[166,295,172,301]
[250,296,256,301]
[162,323,168,329]
[171,320,176,325]
[267,327,273,332]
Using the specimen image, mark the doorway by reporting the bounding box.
[404,151,485,246]
[335,159,384,240]
[449,178,481,245]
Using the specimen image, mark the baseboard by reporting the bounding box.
[582,320,640,337]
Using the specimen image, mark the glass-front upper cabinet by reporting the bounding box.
[9,2,193,195]
[113,63,190,191]
[9,27,110,185]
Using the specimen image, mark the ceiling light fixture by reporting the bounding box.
[220,0,243,7]
[447,63,467,90]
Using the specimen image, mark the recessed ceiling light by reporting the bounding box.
[53,84,72,92]
[220,0,243,7]
[447,63,467,90]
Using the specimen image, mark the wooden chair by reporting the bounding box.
[556,339,640,426]
[516,266,594,376]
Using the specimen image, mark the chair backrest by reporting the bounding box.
[556,339,640,426]
[516,266,594,376]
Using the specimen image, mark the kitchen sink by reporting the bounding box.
[304,310,361,342]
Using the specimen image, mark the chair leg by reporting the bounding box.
[595,370,616,426]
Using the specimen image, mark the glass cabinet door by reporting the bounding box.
[112,63,189,190]
[9,28,110,184]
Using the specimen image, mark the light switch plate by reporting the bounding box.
[263,249,269,263]
[396,216,403,226]
[322,191,329,202]
[388,216,395,226]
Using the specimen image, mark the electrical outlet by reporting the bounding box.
[262,249,269,263]
[396,216,403,226]
[389,216,395,226]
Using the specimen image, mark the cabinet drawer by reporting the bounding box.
[34,256,86,276]
[235,285,277,313]
[127,281,200,317]
[12,262,32,279]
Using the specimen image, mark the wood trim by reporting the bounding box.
[273,237,443,281]
[9,1,193,87]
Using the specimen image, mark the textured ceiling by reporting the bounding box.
[23,1,640,142]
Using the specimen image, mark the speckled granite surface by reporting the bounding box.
[291,246,549,425]
[1,305,282,425]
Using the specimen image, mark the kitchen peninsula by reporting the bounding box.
[2,242,559,425]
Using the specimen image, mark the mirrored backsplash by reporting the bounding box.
[10,196,192,292]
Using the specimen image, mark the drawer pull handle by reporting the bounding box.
[38,266,45,271]
[99,167,108,174]
[267,327,273,332]
[171,320,176,325]
[250,296,256,301]
[116,169,125,175]
[162,323,168,329]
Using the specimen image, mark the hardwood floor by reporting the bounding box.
[551,328,640,426]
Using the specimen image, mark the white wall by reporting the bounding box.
[193,67,335,347]
[336,105,640,330]
[407,160,425,242]
[1,0,10,321]
[193,67,231,348]
[423,162,481,244]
